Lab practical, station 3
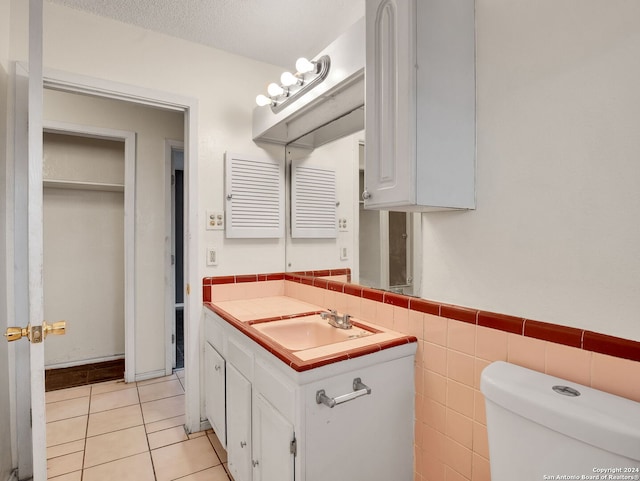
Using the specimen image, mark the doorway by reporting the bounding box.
[42,131,127,389]
[171,146,185,370]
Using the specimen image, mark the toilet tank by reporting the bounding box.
[481,361,640,481]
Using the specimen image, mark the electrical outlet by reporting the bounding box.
[206,210,225,231]
[206,247,218,266]
[338,217,348,232]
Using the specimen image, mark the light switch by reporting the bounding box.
[206,247,218,266]
[206,210,225,230]
[340,246,349,260]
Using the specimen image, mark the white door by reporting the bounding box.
[6,2,53,480]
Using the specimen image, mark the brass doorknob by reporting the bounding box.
[4,321,66,343]
[43,320,66,337]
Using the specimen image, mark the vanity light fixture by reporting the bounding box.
[255,55,331,113]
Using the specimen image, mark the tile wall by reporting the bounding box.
[203,272,640,481]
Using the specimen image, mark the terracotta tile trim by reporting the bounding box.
[203,271,640,364]
[204,302,416,372]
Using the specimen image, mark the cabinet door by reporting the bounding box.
[252,394,294,481]
[204,342,226,447]
[227,364,252,481]
[364,0,416,209]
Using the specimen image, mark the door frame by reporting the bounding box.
[42,120,136,381]
[12,66,202,473]
[165,139,184,375]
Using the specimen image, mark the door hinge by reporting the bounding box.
[290,435,297,456]
[171,174,175,185]
[171,334,175,344]
[171,254,175,265]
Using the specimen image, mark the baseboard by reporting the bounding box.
[6,468,18,481]
[199,419,212,433]
[45,358,125,391]
[134,369,168,382]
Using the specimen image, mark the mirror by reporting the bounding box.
[283,109,421,295]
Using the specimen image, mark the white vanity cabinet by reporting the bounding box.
[204,342,226,447]
[364,0,476,211]
[203,309,416,481]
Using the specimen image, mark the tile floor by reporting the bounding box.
[45,370,232,481]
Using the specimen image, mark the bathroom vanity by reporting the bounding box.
[203,296,416,481]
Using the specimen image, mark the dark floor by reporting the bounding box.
[45,358,125,392]
[176,308,184,369]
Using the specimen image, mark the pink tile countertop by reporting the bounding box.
[204,296,417,372]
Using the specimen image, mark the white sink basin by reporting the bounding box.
[252,315,375,351]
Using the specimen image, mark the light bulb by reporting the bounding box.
[255,94,272,107]
[295,57,315,74]
[267,83,285,97]
[280,71,301,87]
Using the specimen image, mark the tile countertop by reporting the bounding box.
[204,296,417,371]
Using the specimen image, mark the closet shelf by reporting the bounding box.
[43,179,125,192]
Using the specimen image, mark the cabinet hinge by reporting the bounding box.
[30,408,32,427]
[290,435,297,456]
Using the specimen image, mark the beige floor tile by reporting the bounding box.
[145,414,186,434]
[141,394,184,424]
[49,470,82,481]
[90,379,135,396]
[188,430,206,439]
[138,379,184,403]
[89,386,139,413]
[177,465,230,481]
[84,425,148,468]
[147,425,188,450]
[208,431,227,464]
[137,373,177,386]
[83,452,155,481]
[47,439,85,460]
[87,404,143,437]
[47,396,90,423]
[47,451,83,478]
[46,385,91,404]
[151,436,220,481]
[47,416,88,447]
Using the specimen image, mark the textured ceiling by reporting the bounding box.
[47,0,365,68]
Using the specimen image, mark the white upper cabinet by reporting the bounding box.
[365,0,476,211]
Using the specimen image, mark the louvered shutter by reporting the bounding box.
[291,163,337,238]
[225,152,284,238]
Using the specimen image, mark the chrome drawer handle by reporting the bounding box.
[316,378,371,408]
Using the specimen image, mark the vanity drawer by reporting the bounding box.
[227,334,254,381]
[204,311,225,354]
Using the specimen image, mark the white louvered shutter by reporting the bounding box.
[225,152,284,238]
[291,163,337,238]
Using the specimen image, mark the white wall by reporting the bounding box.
[285,131,361,273]
[37,2,287,278]
[43,133,126,366]
[421,0,640,341]
[43,89,183,375]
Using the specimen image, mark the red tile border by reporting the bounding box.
[524,319,582,348]
[409,298,440,316]
[441,305,478,325]
[477,311,523,335]
[384,292,410,309]
[203,270,640,365]
[583,331,640,363]
[362,287,384,302]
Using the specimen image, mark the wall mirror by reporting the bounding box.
[283,107,422,296]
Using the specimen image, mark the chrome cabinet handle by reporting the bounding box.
[214,364,221,371]
[316,378,372,408]
[240,441,247,448]
[362,190,371,200]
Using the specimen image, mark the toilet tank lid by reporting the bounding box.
[481,361,640,462]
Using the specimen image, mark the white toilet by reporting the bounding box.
[481,361,640,480]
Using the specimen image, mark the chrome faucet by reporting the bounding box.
[320,309,353,329]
